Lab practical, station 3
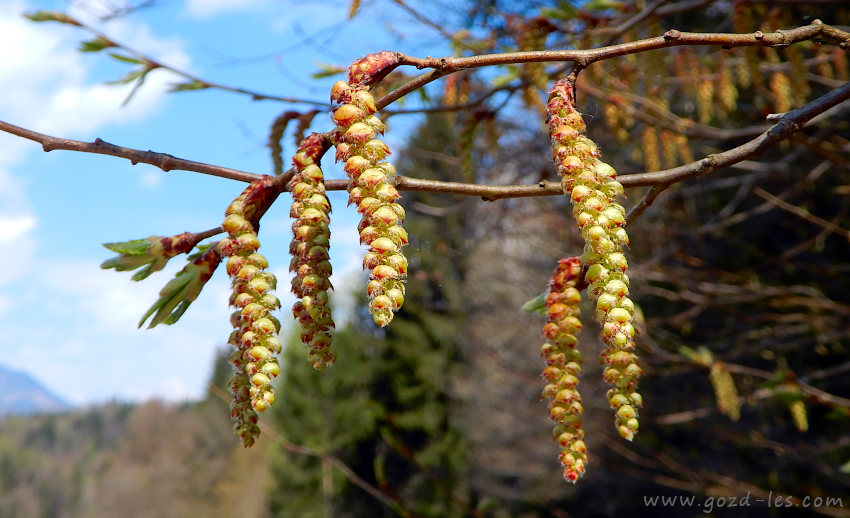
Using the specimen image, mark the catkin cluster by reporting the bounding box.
[547,78,642,441]
[541,257,587,483]
[709,362,741,421]
[289,133,336,370]
[330,80,408,327]
[219,179,283,447]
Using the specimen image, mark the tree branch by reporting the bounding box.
[624,80,850,221]
[376,20,847,110]
[4,79,847,206]
[29,11,328,106]
[389,20,848,74]
[0,119,265,184]
[208,384,406,513]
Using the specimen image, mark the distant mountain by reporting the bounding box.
[0,364,71,416]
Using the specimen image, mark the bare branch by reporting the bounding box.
[4,77,847,208]
[47,12,328,106]
[208,385,404,513]
[621,81,850,219]
[390,20,849,73]
[376,20,847,112]
[752,187,850,241]
[0,119,265,184]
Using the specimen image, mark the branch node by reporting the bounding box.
[754,31,765,41]
[538,181,546,188]
[663,30,680,41]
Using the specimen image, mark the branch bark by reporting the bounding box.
[376,20,850,109]
[6,79,849,206]
[625,80,850,222]
[0,119,265,184]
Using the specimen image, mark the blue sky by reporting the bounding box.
[0,0,448,405]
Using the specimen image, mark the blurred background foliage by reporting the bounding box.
[2,0,849,516]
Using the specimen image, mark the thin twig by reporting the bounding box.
[600,0,668,46]
[4,79,848,202]
[208,384,404,512]
[0,119,265,184]
[621,81,850,220]
[626,185,668,223]
[374,20,848,110]
[389,20,849,74]
[41,12,328,106]
[752,187,850,242]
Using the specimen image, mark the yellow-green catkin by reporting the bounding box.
[782,384,809,432]
[709,362,741,421]
[789,400,808,433]
[541,257,587,483]
[547,78,642,441]
[717,56,739,114]
[289,133,336,370]
[218,177,283,447]
[641,126,660,172]
[330,78,408,328]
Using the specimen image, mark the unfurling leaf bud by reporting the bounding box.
[102,231,206,282]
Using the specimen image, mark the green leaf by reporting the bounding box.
[102,238,151,255]
[679,346,712,365]
[78,37,114,53]
[311,61,346,80]
[168,80,210,92]
[139,273,193,328]
[772,384,804,404]
[23,10,78,25]
[120,72,148,107]
[130,263,157,282]
[585,0,623,10]
[521,291,548,316]
[138,245,220,328]
[101,254,152,272]
[490,71,518,89]
[108,52,145,65]
[758,369,789,390]
[105,68,146,85]
[540,1,577,21]
[839,458,850,474]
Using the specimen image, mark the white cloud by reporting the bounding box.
[183,0,269,19]
[140,169,163,188]
[0,214,36,243]
[0,1,189,139]
[0,167,37,285]
[0,258,234,405]
[0,1,204,404]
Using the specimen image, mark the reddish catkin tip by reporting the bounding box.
[539,256,587,483]
[348,50,402,87]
